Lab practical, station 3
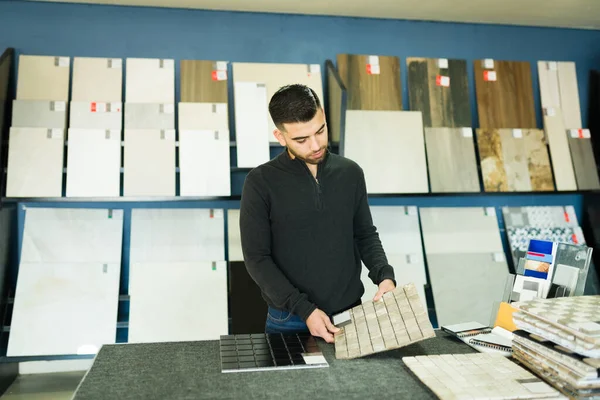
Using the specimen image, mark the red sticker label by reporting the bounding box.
[572,234,578,244]
[366,64,380,75]
[564,211,570,223]
[436,75,450,87]
[90,102,97,112]
[212,70,227,81]
[484,71,497,81]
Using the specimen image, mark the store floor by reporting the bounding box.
[0,371,85,400]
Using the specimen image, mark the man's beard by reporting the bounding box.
[288,146,327,165]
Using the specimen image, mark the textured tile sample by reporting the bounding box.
[6,127,64,197]
[334,283,435,359]
[124,103,175,130]
[130,208,225,263]
[66,129,121,197]
[419,207,504,254]
[407,57,471,127]
[502,206,580,228]
[427,253,509,326]
[16,55,69,101]
[233,81,270,168]
[567,131,600,190]
[72,57,122,102]
[125,58,174,104]
[326,60,346,143]
[220,333,327,372]
[476,128,554,192]
[227,209,243,262]
[179,129,231,196]
[11,100,67,128]
[128,261,228,343]
[403,353,565,399]
[123,129,175,196]
[180,60,228,103]
[229,261,267,334]
[507,226,586,265]
[20,208,124,264]
[178,103,229,131]
[69,101,122,130]
[513,296,600,357]
[542,110,577,191]
[424,127,479,192]
[474,59,536,129]
[336,54,402,110]
[344,110,428,193]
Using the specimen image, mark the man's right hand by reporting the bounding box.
[306,308,340,343]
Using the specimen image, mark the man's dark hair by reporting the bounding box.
[268,84,322,131]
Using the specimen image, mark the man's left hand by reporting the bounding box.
[373,279,396,302]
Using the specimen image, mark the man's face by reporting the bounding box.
[274,108,328,165]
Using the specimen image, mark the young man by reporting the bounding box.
[239,84,396,343]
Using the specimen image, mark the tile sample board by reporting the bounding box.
[502,206,579,228]
[407,57,471,128]
[336,54,402,111]
[507,226,586,265]
[69,101,122,130]
[123,129,175,196]
[476,128,554,192]
[232,81,270,168]
[6,127,64,197]
[403,353,565,400]
[426,253,509,326]
[11,100,67,128]
[334,283,435,359]
[178,103,228,131]
[326,60,346,143]
[66,129,121,197]
[424,127,479,192]
[229,261,267,334]
[180,60,228,103]
[227,209,243,262]
[72,57,122,102]
[220,333,328,373]
[343,110,428,194]
[124,103,175,130]
[128,261,228,343]
[543,110,577,191]
[567,130,600,190]
[130,208,225,263]
[474,59,536,129]
[179,129,231,196]
[538,61,582,129]
[16,55,70,101]
[125,58,174,104]
[232,62,323,144]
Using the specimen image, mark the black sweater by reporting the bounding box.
[239,148,395,321]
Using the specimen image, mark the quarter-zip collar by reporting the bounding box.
[277,147,330,179]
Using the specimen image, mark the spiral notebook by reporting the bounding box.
[441,322,492,338]
[468,327,513,352]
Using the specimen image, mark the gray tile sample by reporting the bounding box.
[124,103,175,130]
[11,100,67,128]
[567,133,600,190]
[69,102,122,130]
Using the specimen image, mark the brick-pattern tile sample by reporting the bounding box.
[334,283,435,359]
[72,57,122,102]
[566,130,600,190]
[337,54,402,111]
[403,353,565,399]
[474,60,536,129]
[16,55,69,101]
[407,57,471,128]
[180,60,227,103]
[542,110,577,191]
[125,58,174,104]
[424,127,480,192]
[11,100,67,128]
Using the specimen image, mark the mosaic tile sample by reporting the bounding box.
[512,296,600,358]
[502,206,580,228]
[403,353,565,399]
[334,283,435,359]
[219,333,328,373]
[506,226,586,264]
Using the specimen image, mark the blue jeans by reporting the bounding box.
[265,307,309,334]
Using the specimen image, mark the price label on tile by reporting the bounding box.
[109,58,122,69]
[544,107,555,117]
[160,59,174,69]
[52,101,66,112]
[570,129,590,139]
[309,64,321,74]
[108,129,120,139]
[462,128,473,137]
[547,61,558,71]
[90,102,107,113]
[484,71,497,81]
[437,58,448,69]
[214,103,227,114]
[513,129,523,138]
[485,207,496,217]
[57,57,69,67]
[212,209,224,219]
[162,104,174,114]
[161,129,175,140]
[407,254,419,264]
[109,102,122,113]
[367,55,379,66]
[215,61,227,71]
[482,59,494,69]
[212,70,227,81]
[212,261,226,271]
[436,75,450,87]
[50,129,63,139]
[493,253,505,262]
[366,64,380,75]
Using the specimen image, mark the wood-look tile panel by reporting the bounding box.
[180,60,228,104]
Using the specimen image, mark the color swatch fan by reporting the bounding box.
[334,283,435,359]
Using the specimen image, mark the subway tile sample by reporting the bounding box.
[16,55,70,101]
[178,103,229,131]
[128,261,228,343]
[407,57,471,128]
[72,57,122,102]
[125,58,174,104]
[542,110,577,191]
[474,59,536,129]
[229,261,267,334]
[232,81,270,168]
[326,60,345,143]
[180,60,228,103]
[344,110,428,194]
[476,128,554,192]
[179,129,231,197]
[66,129,121,197]
[336,54,402,110]
[6,127,64,197]
[227,209,243,262]
[124,103,175,130]
[123,129,175,196]
[424,127,479,192]
[11,100,67,128]
[69,101,122,130]
[566,130,600,190]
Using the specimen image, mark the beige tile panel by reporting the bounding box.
[557,61,583,129]
[72,57,122,102]
[538,61,561,110]
[178,103,229,131]
[16,55,69,101]
[125,58,174,104]
[227,209,243,262]
[69,101,122,130]
[543,110,577,191]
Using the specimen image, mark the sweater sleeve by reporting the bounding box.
[353,167,396,286]
[239,170,317,321]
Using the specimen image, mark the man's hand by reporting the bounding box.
[306,308,340,343]
[373,279,396,302]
